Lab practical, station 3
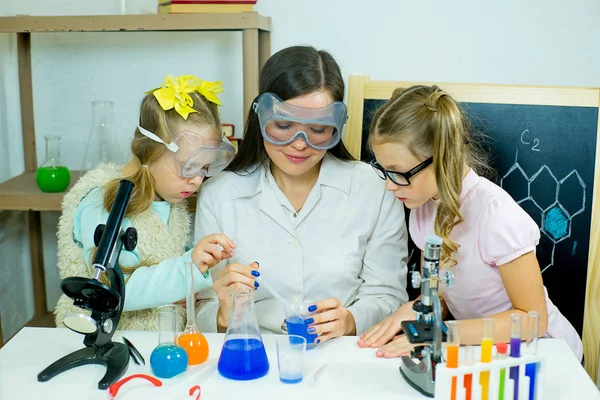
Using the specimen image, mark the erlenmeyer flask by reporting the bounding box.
[217,287,269,380]
[150,305,188,379]
[177,262,210,365]
[35,135,71,193]
[81,101,126,171]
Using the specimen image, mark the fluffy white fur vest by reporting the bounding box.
[54,164,191,331]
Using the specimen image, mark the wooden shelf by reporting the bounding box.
[0,170,197,212]
[0,13,271,33]
[0,170,82,211]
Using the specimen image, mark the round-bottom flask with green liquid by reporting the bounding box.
[35,135,71,193]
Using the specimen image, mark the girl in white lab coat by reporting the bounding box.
[194,46,410,345]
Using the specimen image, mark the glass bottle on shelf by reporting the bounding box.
[35,135,71,193]
[177,262,210,365]
[149,305,188,379]
[82,101,126,172]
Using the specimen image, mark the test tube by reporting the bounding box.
[525,311,540,400]
[446,321,460,400]
[480,318,494,400]
[509,314,523,400]
[463,346,475,400]
[496,342,508,400]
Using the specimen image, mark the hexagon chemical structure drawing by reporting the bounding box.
[541,203,571,243]
[500,149,586,272]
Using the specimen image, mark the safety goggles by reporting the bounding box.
[138,126,235,178]
[253,92,348,150]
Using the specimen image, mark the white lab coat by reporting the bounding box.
[194,154,409,335]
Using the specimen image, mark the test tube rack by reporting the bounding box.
[434,352,545,400]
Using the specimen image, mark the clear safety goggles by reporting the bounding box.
[137,126,235,178]
[253,92,348,150]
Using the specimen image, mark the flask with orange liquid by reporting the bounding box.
[177,262,210,365]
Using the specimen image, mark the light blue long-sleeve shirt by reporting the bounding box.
[73,187,212,311]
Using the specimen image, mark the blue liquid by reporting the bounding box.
[510,337,521,400]
[525,363,537,400]
[280,376,303,384]
[286,316,317,346]
[218,338,269,380]
[150,344,188,379]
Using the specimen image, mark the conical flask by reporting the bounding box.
[177,262,210,365]
[81,101,126,171]
[217,287,269,380]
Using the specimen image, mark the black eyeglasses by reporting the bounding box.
[370,157,433,186]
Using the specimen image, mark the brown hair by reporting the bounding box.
[226,45,354,173]
[368,85,494,268]
[96,90,220,278]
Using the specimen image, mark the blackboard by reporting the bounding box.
[360,99,599,335]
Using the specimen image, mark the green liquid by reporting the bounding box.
[498,368,505,400]
[36,166,71,193]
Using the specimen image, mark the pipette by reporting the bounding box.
[231,255,289,308]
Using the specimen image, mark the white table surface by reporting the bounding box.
[0,327,598,400]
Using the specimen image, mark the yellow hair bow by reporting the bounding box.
[145,74,223,120]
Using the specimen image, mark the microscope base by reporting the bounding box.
[38,342,129,390]
[399,355,435,398]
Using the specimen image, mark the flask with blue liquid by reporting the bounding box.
[150,305,188,379]
[217,287,269,380]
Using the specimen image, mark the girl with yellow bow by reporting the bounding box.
[54,74,236,331]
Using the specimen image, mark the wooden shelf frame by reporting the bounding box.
[0,13,269,331]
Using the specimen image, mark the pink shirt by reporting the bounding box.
[410,169,583,360]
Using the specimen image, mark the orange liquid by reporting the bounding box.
[178,332,209,365]
[480,338,493,400]
[447,345,459,400]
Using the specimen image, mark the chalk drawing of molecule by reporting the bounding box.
[500,149,586,272]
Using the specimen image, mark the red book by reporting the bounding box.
[160,0,256,4]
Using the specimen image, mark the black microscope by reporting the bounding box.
[38,180,138,390]
[399,235,454,398]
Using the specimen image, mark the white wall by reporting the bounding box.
[1,0,599,342]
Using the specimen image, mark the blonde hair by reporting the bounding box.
[368,85,493,268]
[97,91,220,278]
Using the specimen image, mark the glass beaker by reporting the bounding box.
[35,135,71,193]
[217,287,269,380]
[285,297,318,349]
[82,101,126,171]
[177,262,210,365]
[150,305,188,379]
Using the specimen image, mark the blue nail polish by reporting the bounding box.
[254,281,259,288]
[308,305,317,312]
[304,318,314,325]
[251,270,260,277]
[307,327,316,333]
[316,339,321,344]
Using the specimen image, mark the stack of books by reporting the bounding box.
[158,0,257,14]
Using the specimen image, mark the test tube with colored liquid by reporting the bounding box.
[525,311,540,400]
[509,314,523,400]
[463,346,475,400]
[480,318,494,400]
[496,342,508,400]
[446,321,460,400]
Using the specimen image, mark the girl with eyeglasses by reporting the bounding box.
[358,85,582,361]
